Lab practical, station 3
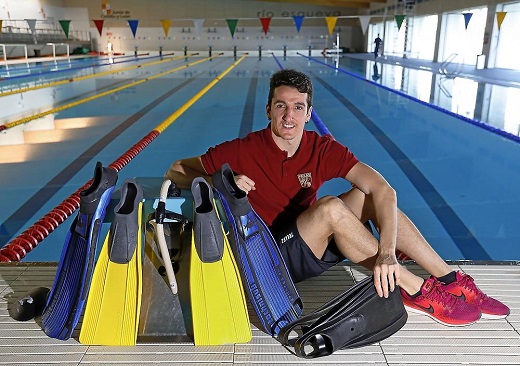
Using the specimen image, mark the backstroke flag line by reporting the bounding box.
[128,19,138,38]
[292,16,304,32]
[226,19,238,38]
[59,20,71,39]
[496,11,507,30]
[260,17,271,35]
[359,15,371,35]
[161,19,171,37]
[325,17,337,35]
[93,19,104,36]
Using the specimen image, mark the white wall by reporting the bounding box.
[61,0,366,53]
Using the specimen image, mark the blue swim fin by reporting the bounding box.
[212,163,303,336]
[42,162,117,340]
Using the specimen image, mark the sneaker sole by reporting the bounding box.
[404,304,480,327]
[480,312,509,320]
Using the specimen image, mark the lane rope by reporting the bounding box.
[0,54,220,132]
[0,54,247,262]
[0,54,182,98]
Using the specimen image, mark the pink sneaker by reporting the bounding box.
[440,271,510,319]
[400,277,481,326]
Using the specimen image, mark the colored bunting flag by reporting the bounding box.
[193,19,204,37]
[292,15,304,32]
[463,12,473,30]
[226,19,238,38]
[26,19,37,34]
[358,15,371,35]
[59,20,71,38]
[496,11,506,30]
[127,19,138,38]
[394,15,406,31]
[161,19,171,37]
[325,17,337,35]
[93,19,104,36]
[260,17,271,35]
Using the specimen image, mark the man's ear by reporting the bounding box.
[266,105,271,120]
[306,106,313,120]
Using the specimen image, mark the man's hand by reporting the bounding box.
[234,174,256,194]
[373,251,400,298]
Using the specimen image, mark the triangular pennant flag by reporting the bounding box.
[325,17,337,35]
[292,15,304,32]
[193,19,204,37]
[93,19,104,36]
[358,15,371,35]
[160,19,171,37]
[26,19,37,34]
[226,19,238,38]
[260,17,271,35]
[394,15,406,31]
[127,19,138,38]
[0,20,3,35]
[496,11,507,30]
[463,12,473,30]
[59,20,71,38]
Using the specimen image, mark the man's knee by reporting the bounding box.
[314,195,355,225]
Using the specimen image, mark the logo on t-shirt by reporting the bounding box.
[297,172,312,188]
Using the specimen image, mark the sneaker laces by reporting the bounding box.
[456,273,489,303]
[424,280,459,311]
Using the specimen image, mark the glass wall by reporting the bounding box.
[409,15,438,60]
[367,21,385,54]
[368,14,437,60]
[437,7,487,65]
[492,2,520,70]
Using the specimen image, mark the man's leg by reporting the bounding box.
[337,187,453,278]
[295,192,424,295]
[295,189,483,326]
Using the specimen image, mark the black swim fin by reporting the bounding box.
[277,276,407,358]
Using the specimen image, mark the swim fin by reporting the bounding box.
[277,276,407,358]
[190,177,252,345]
[212,163,303,336]
[42,161,117,340]
[79,179,143,346]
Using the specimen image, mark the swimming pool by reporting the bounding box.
[0,53,518,262]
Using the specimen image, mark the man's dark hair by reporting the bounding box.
[267,69,313,110]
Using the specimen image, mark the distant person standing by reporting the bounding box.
[374,34,383,59]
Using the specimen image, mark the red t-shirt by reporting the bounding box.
[201,126,358,233]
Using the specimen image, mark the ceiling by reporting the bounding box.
[255,0,388,10]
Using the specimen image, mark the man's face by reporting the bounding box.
[266,85,312,143]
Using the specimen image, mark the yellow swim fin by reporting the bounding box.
[79,179,143,346]
[190,177,252,346]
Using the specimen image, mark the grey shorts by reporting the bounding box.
[274,220,344,283]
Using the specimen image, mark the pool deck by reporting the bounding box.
[1,262,519,365]
[345,53,520,88]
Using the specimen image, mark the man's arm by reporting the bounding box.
[164,156,209,189]
[345,162,397,255]
[345,162,400,294]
